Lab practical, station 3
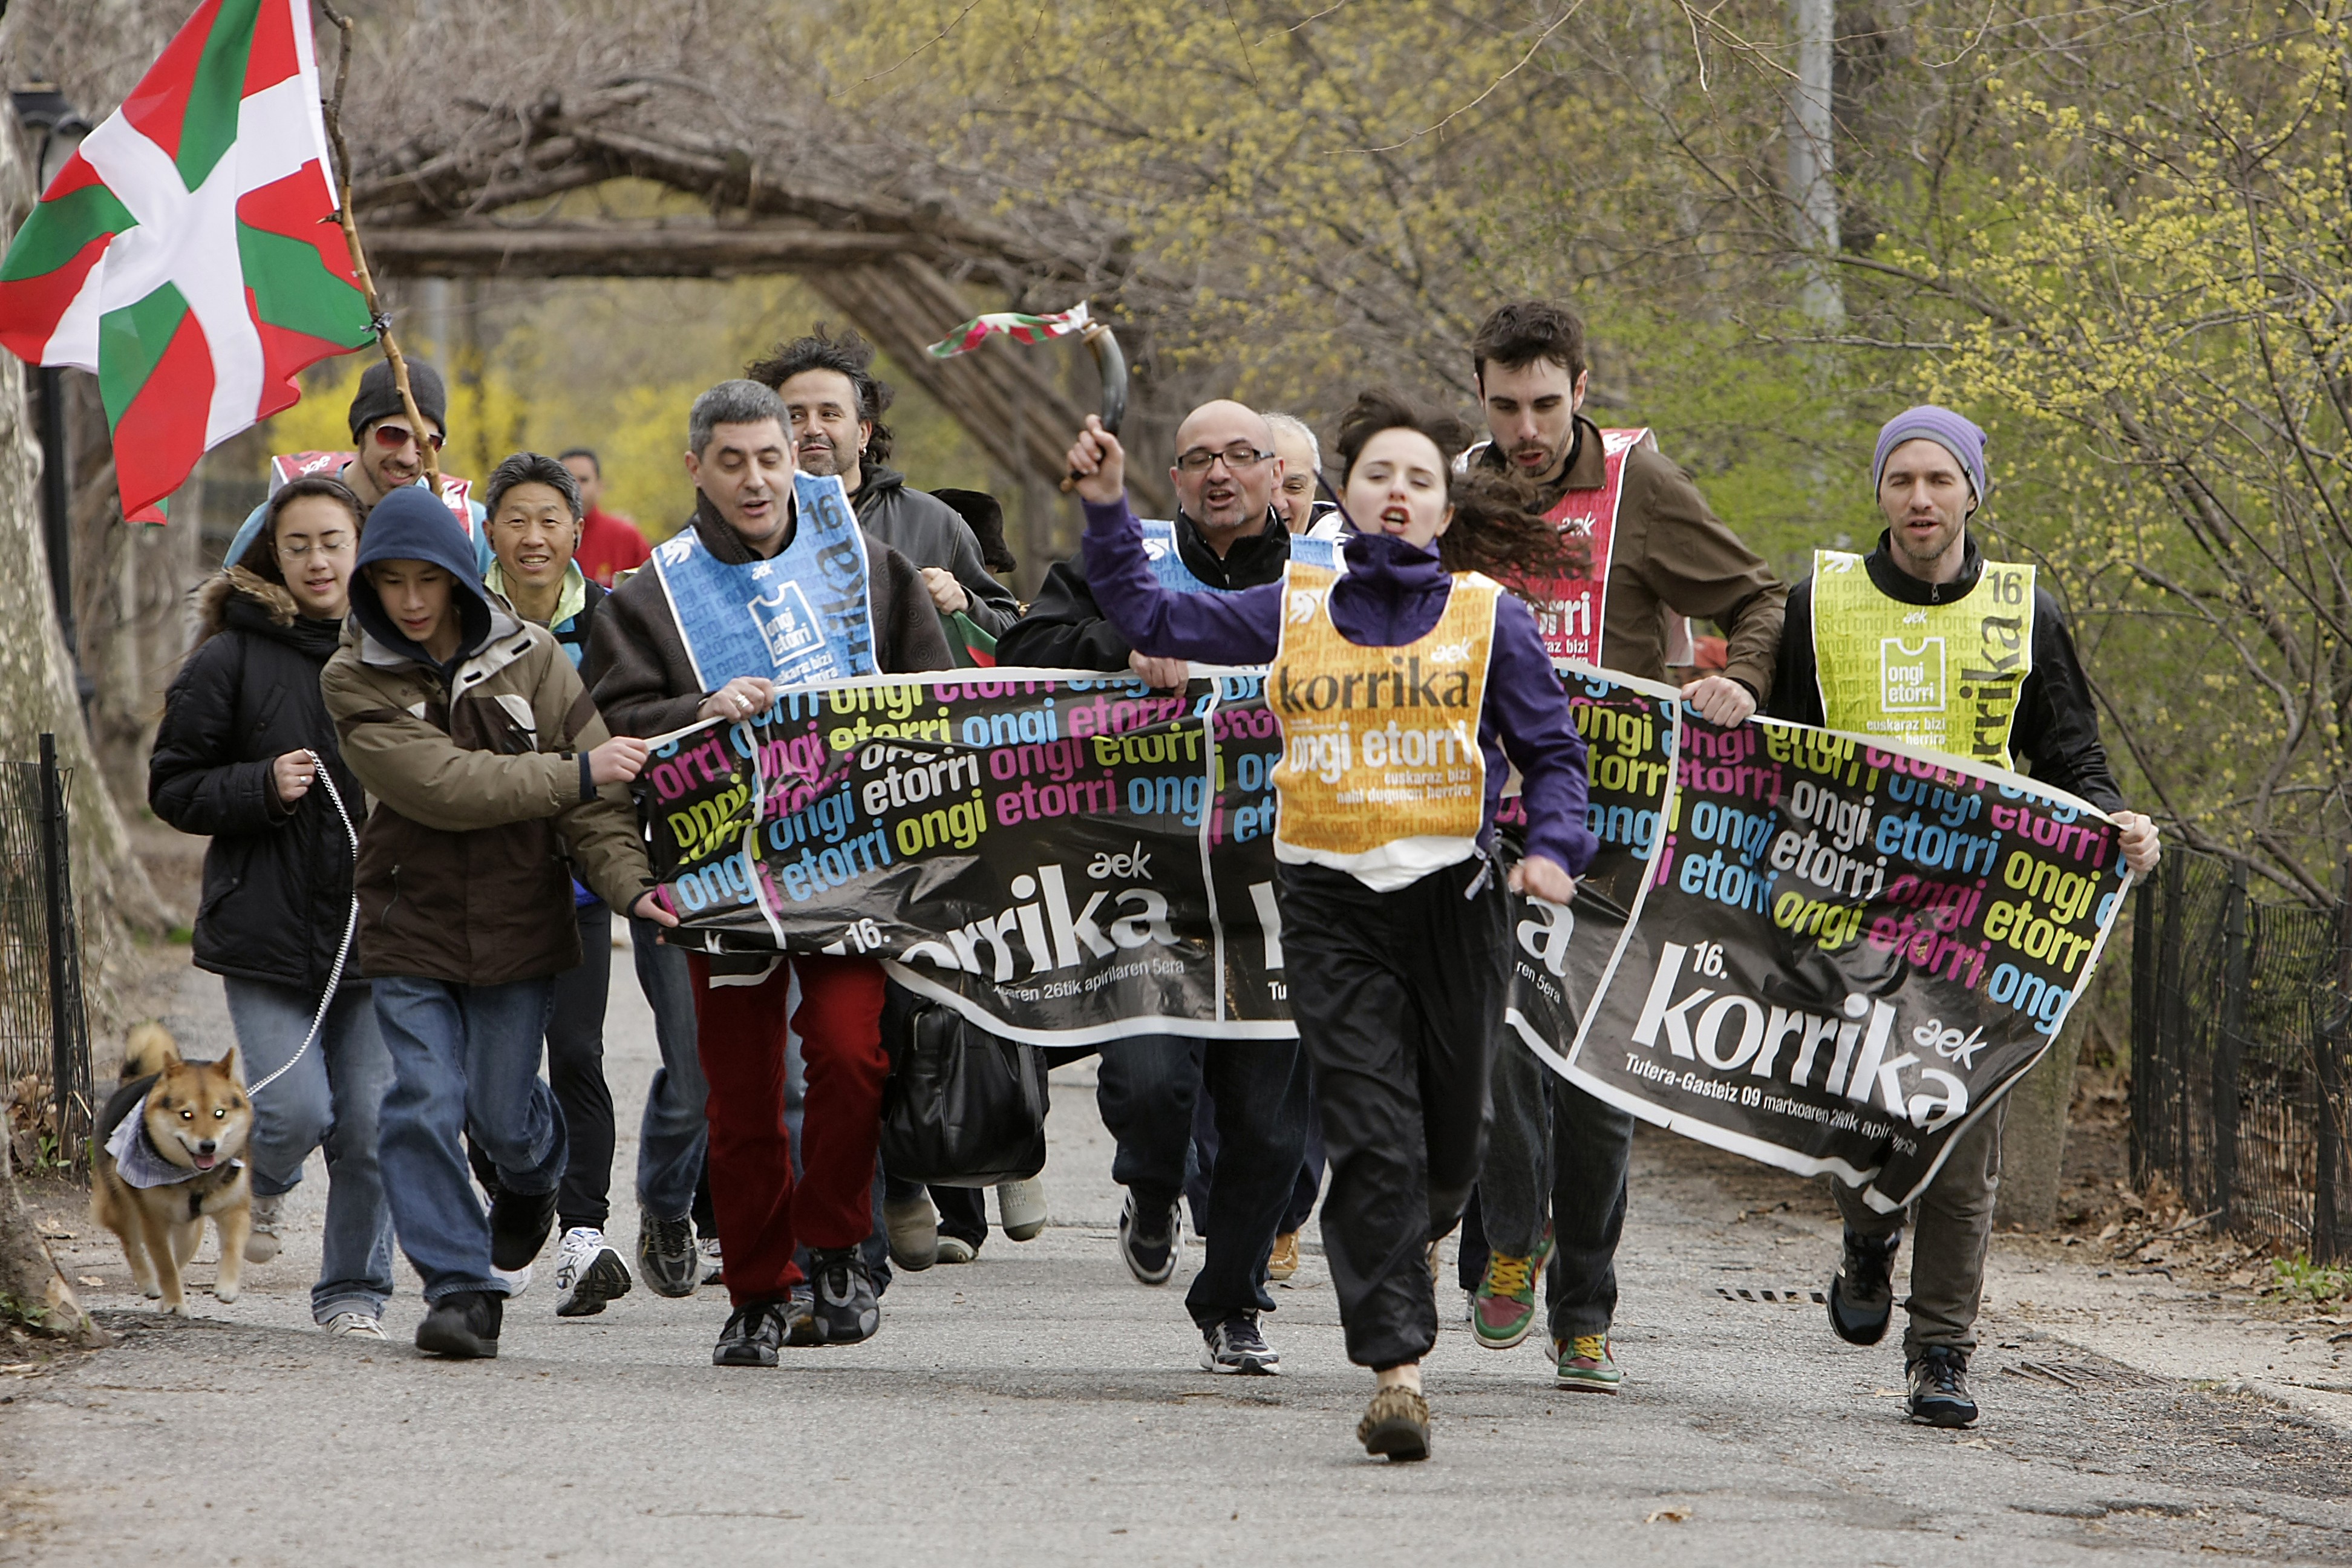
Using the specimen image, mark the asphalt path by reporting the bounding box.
[5,941,2350,1566]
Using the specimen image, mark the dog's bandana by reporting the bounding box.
[105,1102,240,1189]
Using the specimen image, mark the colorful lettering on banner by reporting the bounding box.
[1501,663,1681,1068]
[1138,518,1337,594]
[1560,714,2131,1211]
[1809,549,2037,770]
[1481,428,1652,662]
[269,450,479,537]
[649,472,877,691]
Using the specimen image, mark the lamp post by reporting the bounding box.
[11,86,93,699]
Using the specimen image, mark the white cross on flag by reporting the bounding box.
[0,0,373,521]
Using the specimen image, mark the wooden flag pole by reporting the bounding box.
[316,2,442,498]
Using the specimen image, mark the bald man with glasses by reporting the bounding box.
[998,399,1311,1378]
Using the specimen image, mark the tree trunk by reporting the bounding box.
[1785,0,1844,325]
[0,1092,102,1345]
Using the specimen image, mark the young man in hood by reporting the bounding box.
[751,327,1019,638]
[587,379,952,1368]
[321,488,673,1361]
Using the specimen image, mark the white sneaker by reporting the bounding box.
[553,1226,633,1318]
[699,1236,725,1287]
[246,1191,286,1264]
[492,1262,534,1298]
[322,1310,387,1340]
[996,1177,1048,1241]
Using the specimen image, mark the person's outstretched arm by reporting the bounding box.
[1488,595,1598,891]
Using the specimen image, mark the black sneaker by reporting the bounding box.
[1119,1191,1181,1287]
[1907,1347,1978,1427]
[416,1290,503,1359]
[806,1247,880,1344]
[489,1183,560,1275]
[1200,1312,1281,1375]
[1828,1226,1901,1346]
[638,1208,699,1299]
[712,1299,792,1367]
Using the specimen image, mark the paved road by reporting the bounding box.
[6,944,2350,1566]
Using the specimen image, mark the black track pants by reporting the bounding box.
[1279,857,1506,1370]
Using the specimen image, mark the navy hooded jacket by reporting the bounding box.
[351,486,495,673]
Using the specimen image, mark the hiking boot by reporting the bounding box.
[552,1227,633,1318]
[1907,1347,1978,1428]
[1357,1384,1431,1461]
[1473,1252,1540,1350]
[1200,1312,1281,1374]
[636,1209,699,1298]
[712,1299,792,1368]
[322,1310,386,1341]
[416,1290,502,1359]
[807,1247,881,1344]
[885,1193,940,1272]
[1553,1333,1624,1394]
[1119,1191,1181,1287]
[245,1191,286,1264]
[699,1235,725,1287]
[488,1183,559,1278]
[996,1177,1048,1241]
[1267,1230,1301,1283]
[1828,1227,1902,1347]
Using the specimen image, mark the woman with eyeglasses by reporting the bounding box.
[149,475,397,1340]
[1064,390,1598,1462]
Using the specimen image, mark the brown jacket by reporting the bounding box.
[1484,414,1786,694]
[321,606,654,986]
[586,495,954,739]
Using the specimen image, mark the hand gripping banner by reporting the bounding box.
[636,665,2131,1207]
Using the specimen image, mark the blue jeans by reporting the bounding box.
[630,919,708,1222]
[222,977,396,1322]
[373,975,564,1301]
[1097,1036,1309,1329]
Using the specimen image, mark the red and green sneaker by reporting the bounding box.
[1554,1334,1624,1394]
[1473,1252,1540,1349]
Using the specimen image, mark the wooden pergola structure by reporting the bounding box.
[346,85,1174,559]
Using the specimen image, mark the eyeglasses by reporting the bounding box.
[371,422,445,453]
[1174,444,1273,474]
[276,534,353,560]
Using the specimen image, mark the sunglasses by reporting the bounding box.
[371,422,446,452]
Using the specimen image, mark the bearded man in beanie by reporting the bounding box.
[1767,405,2161,1429]
[227,358,491,573]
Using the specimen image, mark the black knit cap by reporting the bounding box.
[347,358,448,441]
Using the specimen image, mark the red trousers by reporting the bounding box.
[688,953,889,1307]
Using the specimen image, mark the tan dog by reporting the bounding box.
[91,1024,255,1315]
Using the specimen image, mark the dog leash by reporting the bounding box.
[247,749,360,1098]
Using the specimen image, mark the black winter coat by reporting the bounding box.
[149,569,364,995]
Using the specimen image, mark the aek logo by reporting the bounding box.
[1902,610,1927,626]
[750,580,822,664]
[1878,635,1945,713]
[1088,841,1153,881]
[1425,639,1474,665]
[1287,588,1323,624]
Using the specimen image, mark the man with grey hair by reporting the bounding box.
[587,379,949,1370]
[1262,412,1339,539]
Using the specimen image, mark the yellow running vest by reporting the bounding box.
[1268,561,1501,890]
[1810,549,2036,769]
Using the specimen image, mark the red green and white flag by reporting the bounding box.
[0,0,373,522]
[926,301,1091,359]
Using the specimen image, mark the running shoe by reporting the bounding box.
[935,1234,979,1264]
[997,1177,1049,1241]
[712,1299,792,1367]
[1357,1385,1431,1461]
[552,1226,633,1318]
[416,1290,501,1359]
[1907,1347,1978,1427]
[1119,1191,1181,1286]
[884,1194,940,1272]
[807,1246,881,1344]
[1553,1333,1624,1394]
[1200,1312,1281,1375]
[785,1284,822,1345]
[1829,1227,1902,1346]
[245,1191,286,1264]
[699,1235,725,1287]
[636,1208,699,1298]
[321,1310,386,1341]
[1267,1230,1301,1283]
[1473,1251,1539,1350]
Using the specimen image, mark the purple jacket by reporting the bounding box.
[1082,495,1596,878]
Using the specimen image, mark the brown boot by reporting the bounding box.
[1357,1385,1431,1461]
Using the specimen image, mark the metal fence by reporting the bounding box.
[2131,848,2352,1259]
[0,734,93,1172]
